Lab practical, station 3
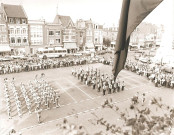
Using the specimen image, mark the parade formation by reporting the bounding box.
[72,66,125,96]
[3,74,60,124]
[0,0,173,134]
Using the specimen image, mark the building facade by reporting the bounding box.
[54,15,77,53]
[0,4,10,55]
[45,23,63,48]
[76,19,86,51]
[28,20,46,54]
[2,4,29,55]
[84,19,94,51]
[103,26,118,48]
[93,23,103,50]
[130,22,158,48]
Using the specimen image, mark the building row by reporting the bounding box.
[0,3,116,55]
[0,3,164,56]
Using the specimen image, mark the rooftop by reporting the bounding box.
[53,15,74,27]
[3,4,27,18]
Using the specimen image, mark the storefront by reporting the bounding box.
[0,45,11,56]
[64,43,77,53]
[94,44,103,51]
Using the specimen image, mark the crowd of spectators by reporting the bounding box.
[125,60,174,89]
[0,57,101,75]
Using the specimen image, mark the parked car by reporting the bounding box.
[73,52,82,56]
[10,55,27,60]
[0,57,11,62]
[139,57,151,63]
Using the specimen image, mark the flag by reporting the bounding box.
[112,0,163,79]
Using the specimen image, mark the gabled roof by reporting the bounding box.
[53,15,74,27]
[3,4,27,18]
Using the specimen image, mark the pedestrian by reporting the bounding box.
[35,107,42,123]
[56,95,60,108]
[102,82,106,96]
[47,99,50,110]
[142,93,145,106]
[92,78,96,89]
[121,81,125,91]
[108,82,112,94]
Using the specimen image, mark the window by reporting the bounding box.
[11,37,15,43]
[49,39,54,44]
[71,36,76,40]
[16,18,20,24]
[22,28,26,34]
[22,19,26,24]
[56,39,60,43]
[23,38,27,43]
[55,31,60,35]
[17,38,21,43]
[71,30,76,33]
[65,36,69,40]
[2,36,7,42]
[16,28,20,34]
[49,31,54,36]
[65,29,69,33]
[0,25,5,32]
[9,18,14,23]
[49,50,54,53]
[10,28,14,34]
[80,32,83,37]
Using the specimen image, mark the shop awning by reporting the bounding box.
[37,48,44,51]
[95,44,103,47]
[0,45,11,52]
[85,43,94,48]
[111,41,116,45]
[64,43,77,49]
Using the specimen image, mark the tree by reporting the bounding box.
[57,95,174,135]
[103,38,111,47]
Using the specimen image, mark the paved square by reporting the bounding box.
[0,63,174,135]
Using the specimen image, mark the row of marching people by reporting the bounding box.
[4,78,12,119]
[3,74,61,123]
[4,78,23,119]
[72,66,125,96]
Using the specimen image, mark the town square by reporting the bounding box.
[0,0,174,135]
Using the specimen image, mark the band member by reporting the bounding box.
[35,107,42,123]
[121,81,125,91]
[102,82,106,96]
[56,95,60,108]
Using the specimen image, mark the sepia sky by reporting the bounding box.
[1,0,174,28]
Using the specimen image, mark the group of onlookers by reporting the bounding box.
[125,60,174,89]
[0,57,101,75]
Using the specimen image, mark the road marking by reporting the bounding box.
[66,78,93,99]
[19,95,133,133]
[14,78,167,133]
[55,82,77,103]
